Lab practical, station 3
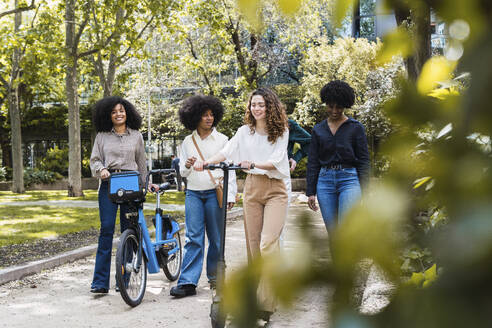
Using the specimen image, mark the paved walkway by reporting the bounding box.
[1,199,332,327]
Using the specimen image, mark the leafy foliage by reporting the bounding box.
[294,37,382,126]
[23,168,62,187]
[224,1,492,328]
[39,146,68,176]
[0,166,6,182]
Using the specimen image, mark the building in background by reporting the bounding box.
[351,0,446,53]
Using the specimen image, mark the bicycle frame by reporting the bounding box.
[129,169,182,274]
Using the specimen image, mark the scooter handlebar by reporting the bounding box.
[204,162,243,170]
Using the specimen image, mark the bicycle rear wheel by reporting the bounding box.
[162,231,182,281]
[115,228,147,307]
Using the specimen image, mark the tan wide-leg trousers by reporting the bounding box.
[243,174,288,312]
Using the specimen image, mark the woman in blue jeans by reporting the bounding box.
[306,80,370,230]
[170,95,237,298]
[89,96,157,294]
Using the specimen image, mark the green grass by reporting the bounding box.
[0,205,183,247]
[0,190,186,204]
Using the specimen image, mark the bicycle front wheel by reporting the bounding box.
[115,228,147,307]
[162,231,182,281]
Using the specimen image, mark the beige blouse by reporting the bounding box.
[90,128,147,181]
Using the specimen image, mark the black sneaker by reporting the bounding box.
[170,284,196,298]
[90,287,108,294]
[258,310,273,322]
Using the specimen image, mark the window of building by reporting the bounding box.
[352,0,377,40]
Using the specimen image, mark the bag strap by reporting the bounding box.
[192,135,218,186]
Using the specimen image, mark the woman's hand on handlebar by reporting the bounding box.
[100,168,110,179]
[148,183,159,192]
[193,160,206,171]
[185,156,196,169]
[239,160,254,170]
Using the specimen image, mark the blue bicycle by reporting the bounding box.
[110,169,182,307]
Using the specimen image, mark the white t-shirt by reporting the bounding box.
[221,125,290,180]
[179,128,237,202]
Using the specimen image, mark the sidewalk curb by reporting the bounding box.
[0,208,243,286]
[0,243,104,286]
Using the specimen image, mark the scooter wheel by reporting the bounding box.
[210,302,225,328]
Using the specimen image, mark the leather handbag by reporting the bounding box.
[192,135,224,208]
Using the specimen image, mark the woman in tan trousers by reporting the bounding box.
[195,88,289,323]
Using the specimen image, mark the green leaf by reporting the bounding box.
[408,272,425,287]
[333,0,356,29]
[413,176,432,189]
[376,27,413,65]
[236,0,262,30]
[424,263,437,283]
[417,56,457,94]
[277,0,302,16]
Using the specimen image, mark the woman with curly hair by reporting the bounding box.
[170,95,237,298]
[89,96,157,294]
[195,88,289,322]
[307,80,370,230]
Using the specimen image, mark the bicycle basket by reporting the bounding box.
[108,171,144,204]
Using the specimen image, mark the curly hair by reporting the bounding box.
[92,96,142,132]
[245,88,288,143]
[178,95,224,131]
[320,80,355,108]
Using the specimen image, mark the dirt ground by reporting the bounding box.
[1,206,330,328]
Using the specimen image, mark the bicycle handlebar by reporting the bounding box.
[144,169,175,196]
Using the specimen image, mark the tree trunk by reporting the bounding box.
[104,53,117,97]
[9,0,24,193]
[393,2,431,81]
[65,0,83,197]
[413,4,431,76]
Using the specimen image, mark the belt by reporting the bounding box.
[108,169,132,173]
[324,164,354,170]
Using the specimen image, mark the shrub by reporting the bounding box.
[40,146,68,176]
[294,37,382,127]
[290,157,307,178]
[24,168,62,187]
[0,167,7,182]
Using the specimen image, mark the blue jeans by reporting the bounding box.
[316,167,361,230]
[178,189,222,286]
[91,181,129,289]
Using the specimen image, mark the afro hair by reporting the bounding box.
[92,96,142,132]
[179,95,224,131]
[320,80,355,109]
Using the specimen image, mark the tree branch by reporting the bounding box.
[279,68,300,83]
[73,17,89,51]
[185,34,214,94]
[0,0,35,19]
[78,9,122,59]
[118,15,155,61]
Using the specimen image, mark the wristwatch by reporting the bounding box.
[250,162,255,170]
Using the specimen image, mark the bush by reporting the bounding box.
[294,37,382,127]
[290,157,307,178]
[24,168,62,187]
[40,146,68,176]
[0,167,7,182]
